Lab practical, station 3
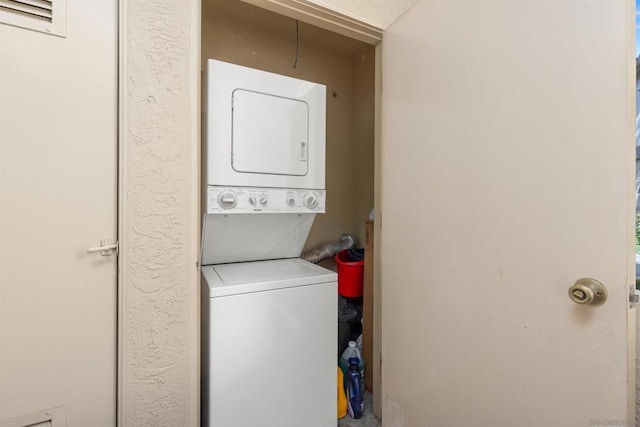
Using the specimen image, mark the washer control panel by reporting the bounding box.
[207,186,325,214]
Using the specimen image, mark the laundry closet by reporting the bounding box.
[200,0,376,425]
[201,0,375,254]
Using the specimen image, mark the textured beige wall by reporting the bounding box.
[119,0,200,425]
[202,0,375,253]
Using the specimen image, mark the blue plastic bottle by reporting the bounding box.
[339,341,365,390]
[346,357,364,419]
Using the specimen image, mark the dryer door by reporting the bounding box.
[232,90,308,176]
[206,60,326,190]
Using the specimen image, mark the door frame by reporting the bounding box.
[236,0,382,44]
[626,0,636,421]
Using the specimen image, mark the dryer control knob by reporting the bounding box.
[304,193,318,209]
[218,192,237,209]
[248,196,256,206]
[259,196,268,206]
[287,197,296,207]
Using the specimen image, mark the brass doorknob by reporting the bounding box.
[568,278,607,306]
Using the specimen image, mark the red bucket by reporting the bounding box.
[336,250,364,297]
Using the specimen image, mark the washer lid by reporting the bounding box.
[202,258,337,297]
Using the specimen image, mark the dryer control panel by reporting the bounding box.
[207,186,325,214]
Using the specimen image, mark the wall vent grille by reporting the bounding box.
[0,0,65,37]
[0,0,53,22]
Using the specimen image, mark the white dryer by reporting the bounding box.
[206,59,326,190]
[203,60,328,265]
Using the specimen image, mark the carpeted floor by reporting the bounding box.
[338,392,380,427]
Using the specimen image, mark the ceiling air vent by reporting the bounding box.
[0,0,66,37]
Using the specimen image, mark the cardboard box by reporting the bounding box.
[363,220,374,393]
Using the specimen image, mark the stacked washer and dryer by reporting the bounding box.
[201,60,337,427]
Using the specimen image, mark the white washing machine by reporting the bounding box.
[201,259,336,427]
[201,60,336,427]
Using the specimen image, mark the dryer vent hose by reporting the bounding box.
[301,234,355,264]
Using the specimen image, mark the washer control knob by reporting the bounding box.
[248,196,256,206]
[287,197,296,207]
[304,193,319,209]
[218,191,237,209]
[259,196,268,206]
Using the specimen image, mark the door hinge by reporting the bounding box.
[629,285,640,308]
[87,239,118,257]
